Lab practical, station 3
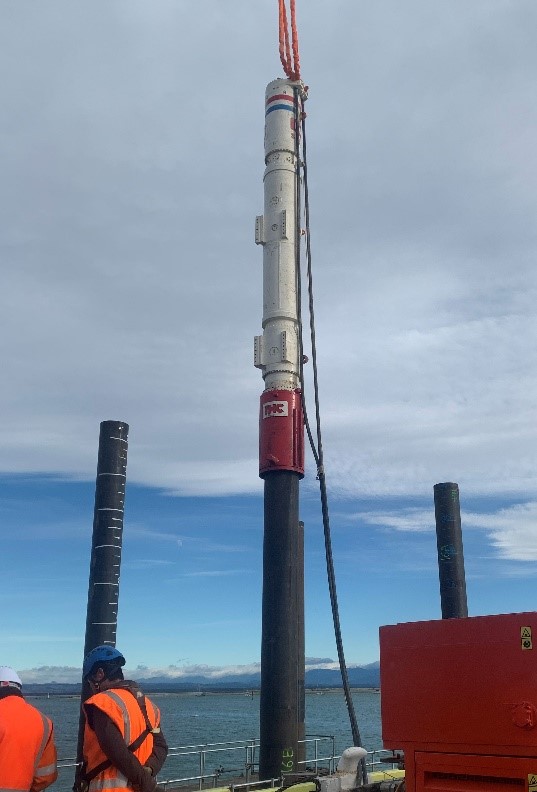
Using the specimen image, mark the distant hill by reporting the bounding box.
[303,665,380,688]
[23,663,380,696]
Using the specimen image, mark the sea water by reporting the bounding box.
[36,689,383,791]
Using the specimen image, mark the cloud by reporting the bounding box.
[0,1,535,504]
[18,666,81,685]
[183,570,247,578]
[123,559,175,570]
[129,526,249,554]
[351,509,433,534]
[464,502,537,562]
[143,663,263,680]
[19,658,377,684]
[346,501,537,568]
[176,537,249,554]
[2,635,80,644]
[304,660,339,671]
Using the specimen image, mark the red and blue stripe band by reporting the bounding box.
[266,93,295,116]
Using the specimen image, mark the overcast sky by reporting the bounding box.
[1,1,537,682]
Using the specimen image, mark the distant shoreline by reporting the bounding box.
[27,685,380,699]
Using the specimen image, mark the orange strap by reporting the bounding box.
[278,0,301,82]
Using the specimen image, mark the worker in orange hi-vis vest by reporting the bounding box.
[81,645,168,792]
[0,665,58,791]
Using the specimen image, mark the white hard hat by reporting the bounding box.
[0,666,22,686]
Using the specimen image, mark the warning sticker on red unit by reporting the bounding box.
[527,773,537,791]
[521,626,533,651]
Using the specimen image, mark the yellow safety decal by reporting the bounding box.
[521,627,533,651]
[527,772,537,791]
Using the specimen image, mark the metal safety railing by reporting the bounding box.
[366,748,402,773]
[160,735,338,789]
[57,755,79,769]
[57,739,399,790]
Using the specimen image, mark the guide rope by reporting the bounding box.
[293,86,368,785]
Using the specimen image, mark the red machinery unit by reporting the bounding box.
[259,388,304,477]
[380,612,537,791]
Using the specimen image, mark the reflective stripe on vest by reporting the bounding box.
[35,762,56,778]
[89,772,128,792]
[34,711,52,772]
[98,691,132,745]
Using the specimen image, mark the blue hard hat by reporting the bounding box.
[83,645,125,679]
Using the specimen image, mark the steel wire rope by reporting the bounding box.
[293,90,317,469]
[280,2,366,780]
[294,90,368,786]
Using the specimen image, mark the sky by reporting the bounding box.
[1,0,537,684]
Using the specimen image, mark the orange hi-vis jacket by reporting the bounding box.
[0,694,58,792]
[83,688,161,792]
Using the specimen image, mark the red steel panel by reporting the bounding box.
[415,752,534,790]
[381,612,537,750]
[380,612,537,791]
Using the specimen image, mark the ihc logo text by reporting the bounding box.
[263,401,288,418]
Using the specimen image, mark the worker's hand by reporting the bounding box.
[143,767,153,776]
[134,774,157,792]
